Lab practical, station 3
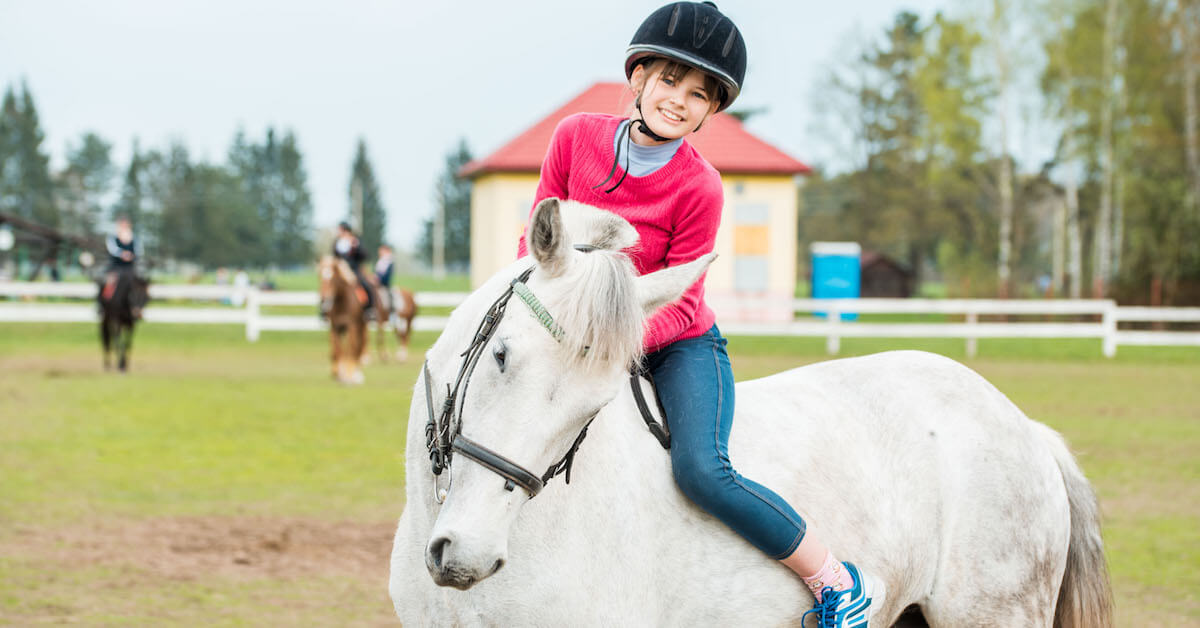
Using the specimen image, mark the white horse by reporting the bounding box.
[389,198,1112,627]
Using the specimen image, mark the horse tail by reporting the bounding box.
[1033,422,1114,628]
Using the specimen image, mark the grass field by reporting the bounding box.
[1,322,1197,626]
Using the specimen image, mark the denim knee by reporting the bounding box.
[670,444,731,515]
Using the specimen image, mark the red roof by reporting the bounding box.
[461,82,811,178]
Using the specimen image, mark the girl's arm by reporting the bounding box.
[642,180,723,351]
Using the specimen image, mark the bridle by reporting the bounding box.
[423,257,595,503]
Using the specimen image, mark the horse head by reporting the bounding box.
[421,198,714,590]
[317,255,353,318]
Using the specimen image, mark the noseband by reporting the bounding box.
[424,257,594,502]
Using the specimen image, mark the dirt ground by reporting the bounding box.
[0,515,402,625]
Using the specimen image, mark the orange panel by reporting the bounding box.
[735,225,769,255]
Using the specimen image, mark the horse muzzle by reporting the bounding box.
[425,532,506,590]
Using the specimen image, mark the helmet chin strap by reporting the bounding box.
[633,97,674,143]
[591,93,704,194]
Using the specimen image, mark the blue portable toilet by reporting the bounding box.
[810,241,861,321]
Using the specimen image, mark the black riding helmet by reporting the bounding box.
[624,1,747,112]
[594,1,747,194]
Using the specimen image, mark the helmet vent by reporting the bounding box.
[692,14,721,48]
[722,28,736,57]
[667,5,680,36]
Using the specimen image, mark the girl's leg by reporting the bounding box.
[645,325,806,560]
[646,325,856,599]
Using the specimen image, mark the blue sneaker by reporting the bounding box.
[802,561,885,628]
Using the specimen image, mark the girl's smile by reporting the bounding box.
[630,66,717,146]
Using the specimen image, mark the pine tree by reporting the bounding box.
[111,140,157,255]
[277,131,314,267]
[227,127,312,267]
[0,83,55,228]
[348,139,385,256]
[60,131,115,238]
[419,139,473,271]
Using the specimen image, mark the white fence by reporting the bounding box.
[711,297,1200,357]
[0,282,468,342]
[2,282,1198,357]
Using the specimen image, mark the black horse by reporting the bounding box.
[98,269,149,372]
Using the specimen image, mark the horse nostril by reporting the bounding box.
[429,536,450,569]
[490,558,505,576]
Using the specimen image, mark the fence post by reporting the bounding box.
[245,288,261,342]
[965,309,978,358]
[826,303,841,355]
[1102,300,1117,357]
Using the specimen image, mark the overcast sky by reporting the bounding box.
[2,0,955,251]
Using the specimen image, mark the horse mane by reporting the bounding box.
[541,201,644,372]
[321,255,359,287]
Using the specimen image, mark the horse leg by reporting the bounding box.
[395,293,414,363]
[101,318,112,370]
[117,324,129,372]
[394,315,409,362]
[920,525,1065,627]
[330,328,342,380]
[348,322,366,383]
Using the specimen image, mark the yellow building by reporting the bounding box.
[462,82,810,322]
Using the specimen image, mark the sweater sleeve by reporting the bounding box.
[517,115,577,258]
[642,172,723,350]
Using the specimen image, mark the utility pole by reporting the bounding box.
[433,178,446,280]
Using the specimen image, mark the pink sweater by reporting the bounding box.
[517,113,721,353]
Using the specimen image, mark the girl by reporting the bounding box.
[519,3,884,626]
[333,221,375,316]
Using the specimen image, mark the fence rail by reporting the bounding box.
[2,283,1197,357]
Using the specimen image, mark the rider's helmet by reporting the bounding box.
[624,1,747,112]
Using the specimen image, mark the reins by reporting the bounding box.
[422,246,671,504]
[424,260,594,502]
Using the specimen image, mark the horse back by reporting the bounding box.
[728,350,1070,614]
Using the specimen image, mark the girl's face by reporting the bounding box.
[629,63,719,145]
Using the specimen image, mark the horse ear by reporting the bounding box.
[529,198,572,278]
[636,253,716,315]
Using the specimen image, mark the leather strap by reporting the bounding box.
[630,371,670,449]
[453,434,547,496]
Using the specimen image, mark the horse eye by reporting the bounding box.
[493,346,507,372]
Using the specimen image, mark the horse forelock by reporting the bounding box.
[542,249,643,372]
[529,201,643,371]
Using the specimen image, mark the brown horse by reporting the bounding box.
[369,280,418,363]
[318,255,368,384]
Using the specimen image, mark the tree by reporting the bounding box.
[229,127,314,267]
[276,131,314,267]
[418,139,473,272]
[59,131,115,237]
[348,139,385,256]
[1038,0,1091,298]
[0,83,55,228]
[988,0,1016,297]
[1180,0,1200,215]
[820,12,994,294]
[151,142,200,265]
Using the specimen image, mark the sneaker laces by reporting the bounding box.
[801,586,851,628]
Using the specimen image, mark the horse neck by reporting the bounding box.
[520,386,683,525]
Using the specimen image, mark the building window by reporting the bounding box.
[734,203,769,293]
[735,256,768,293]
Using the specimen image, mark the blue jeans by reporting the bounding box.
[644,325,807,559]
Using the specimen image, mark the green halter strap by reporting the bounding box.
[511,280,565,342]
